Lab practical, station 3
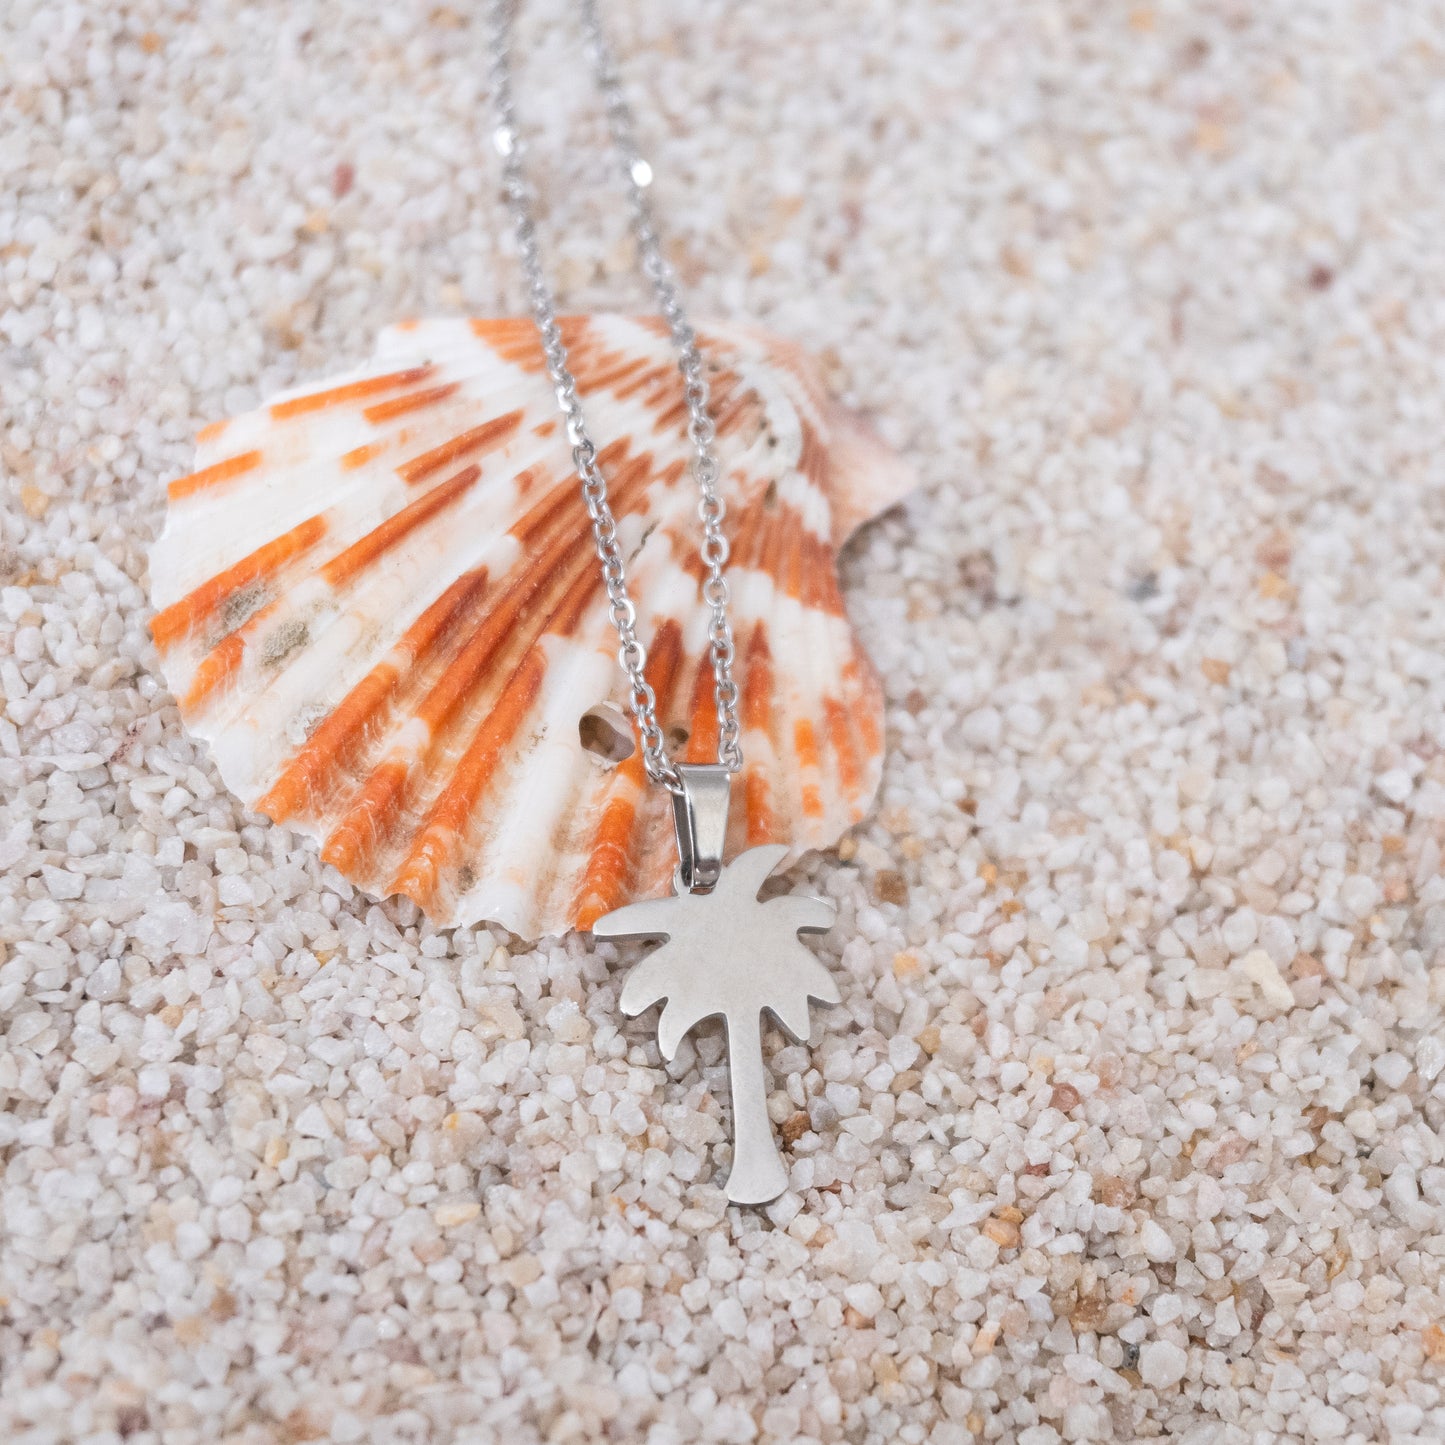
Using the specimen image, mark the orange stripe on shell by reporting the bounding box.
[390,648,548,909]
[682,653,720,765]
[257,568,490,823]
[823,695,861,801]
[744,767,778,844]
[843,657,883,761]
[793,717,826,820]
[180,597,283,711]
[182,633,248,710]
[573,760,646,932]
[740,624,779,842]
[396,410,523,485]
[168,449,262,501]
[314,460,655,874]
[150,513,327,651]
[342,441,389,470]
[320,464,481,588]
[362,382,462,425]
[321,757,412,876]
[574,618,685,929]
[270,365,435,421]
[469,316,547,370]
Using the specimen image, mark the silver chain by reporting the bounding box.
[484,0,742,793]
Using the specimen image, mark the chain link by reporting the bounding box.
[485,0,742,793]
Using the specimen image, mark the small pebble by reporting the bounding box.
[1139,1341,1189,1389]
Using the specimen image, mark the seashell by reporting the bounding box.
[149,316,914,939]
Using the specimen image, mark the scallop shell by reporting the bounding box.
[149,316,914,938]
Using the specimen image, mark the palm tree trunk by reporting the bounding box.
[723,1011,788,1205]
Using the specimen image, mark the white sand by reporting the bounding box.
[3,1,1444,1441]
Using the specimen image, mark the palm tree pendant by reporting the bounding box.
[592,768,840,1205]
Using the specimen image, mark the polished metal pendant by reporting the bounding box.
[593,765,839,1205]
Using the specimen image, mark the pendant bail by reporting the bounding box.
[671,763,732,893]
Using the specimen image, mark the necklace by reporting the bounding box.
[487,0,842,1206]
[151,0,911,1211]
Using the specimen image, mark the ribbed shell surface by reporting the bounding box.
[148,316,914,938]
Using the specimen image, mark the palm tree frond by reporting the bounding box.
[764,893,835,935]
[765,992,813,1043]
[591,896,678,941]
[657,995,711,1060]
[717,843,790,902]
[799,951,843,1008]
[617,943,684,1018]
